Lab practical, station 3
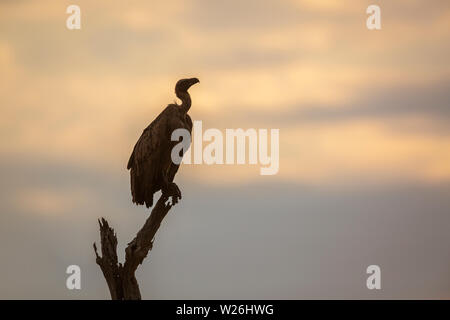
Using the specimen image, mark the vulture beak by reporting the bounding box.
[189,78,200,87]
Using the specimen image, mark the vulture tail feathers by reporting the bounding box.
[129,165,154,208]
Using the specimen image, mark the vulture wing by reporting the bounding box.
[127,107,170,208]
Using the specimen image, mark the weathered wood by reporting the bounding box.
[94,195,173,300]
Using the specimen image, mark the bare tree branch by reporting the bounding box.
[94,195,173,300]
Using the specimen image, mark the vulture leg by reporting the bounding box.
[161,172,181,205]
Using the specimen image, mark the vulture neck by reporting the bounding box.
[176,91,191,113]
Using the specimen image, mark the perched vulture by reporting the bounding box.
[127,78,199,208]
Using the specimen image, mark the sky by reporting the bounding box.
[0,0,450,299]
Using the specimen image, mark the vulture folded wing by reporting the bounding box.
[127,113,166,208]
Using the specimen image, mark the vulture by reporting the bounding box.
[127,77,199,208]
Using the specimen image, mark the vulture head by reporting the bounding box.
[175,77,199,94]
[175,77,199,112]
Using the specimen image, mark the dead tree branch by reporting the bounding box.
[94,195,173,300]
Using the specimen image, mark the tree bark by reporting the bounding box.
[93,195,173,300]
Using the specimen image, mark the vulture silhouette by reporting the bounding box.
[127,78,199,208]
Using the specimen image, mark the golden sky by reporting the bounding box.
[1,0,450,186]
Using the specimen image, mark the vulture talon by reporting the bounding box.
[162,182,181,201]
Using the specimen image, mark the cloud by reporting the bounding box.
[1,0,450,187]
[246,78,450,126]
[12,187,91,216]
[1,158,450,298]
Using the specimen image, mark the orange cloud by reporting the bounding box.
[1,0,450,187]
